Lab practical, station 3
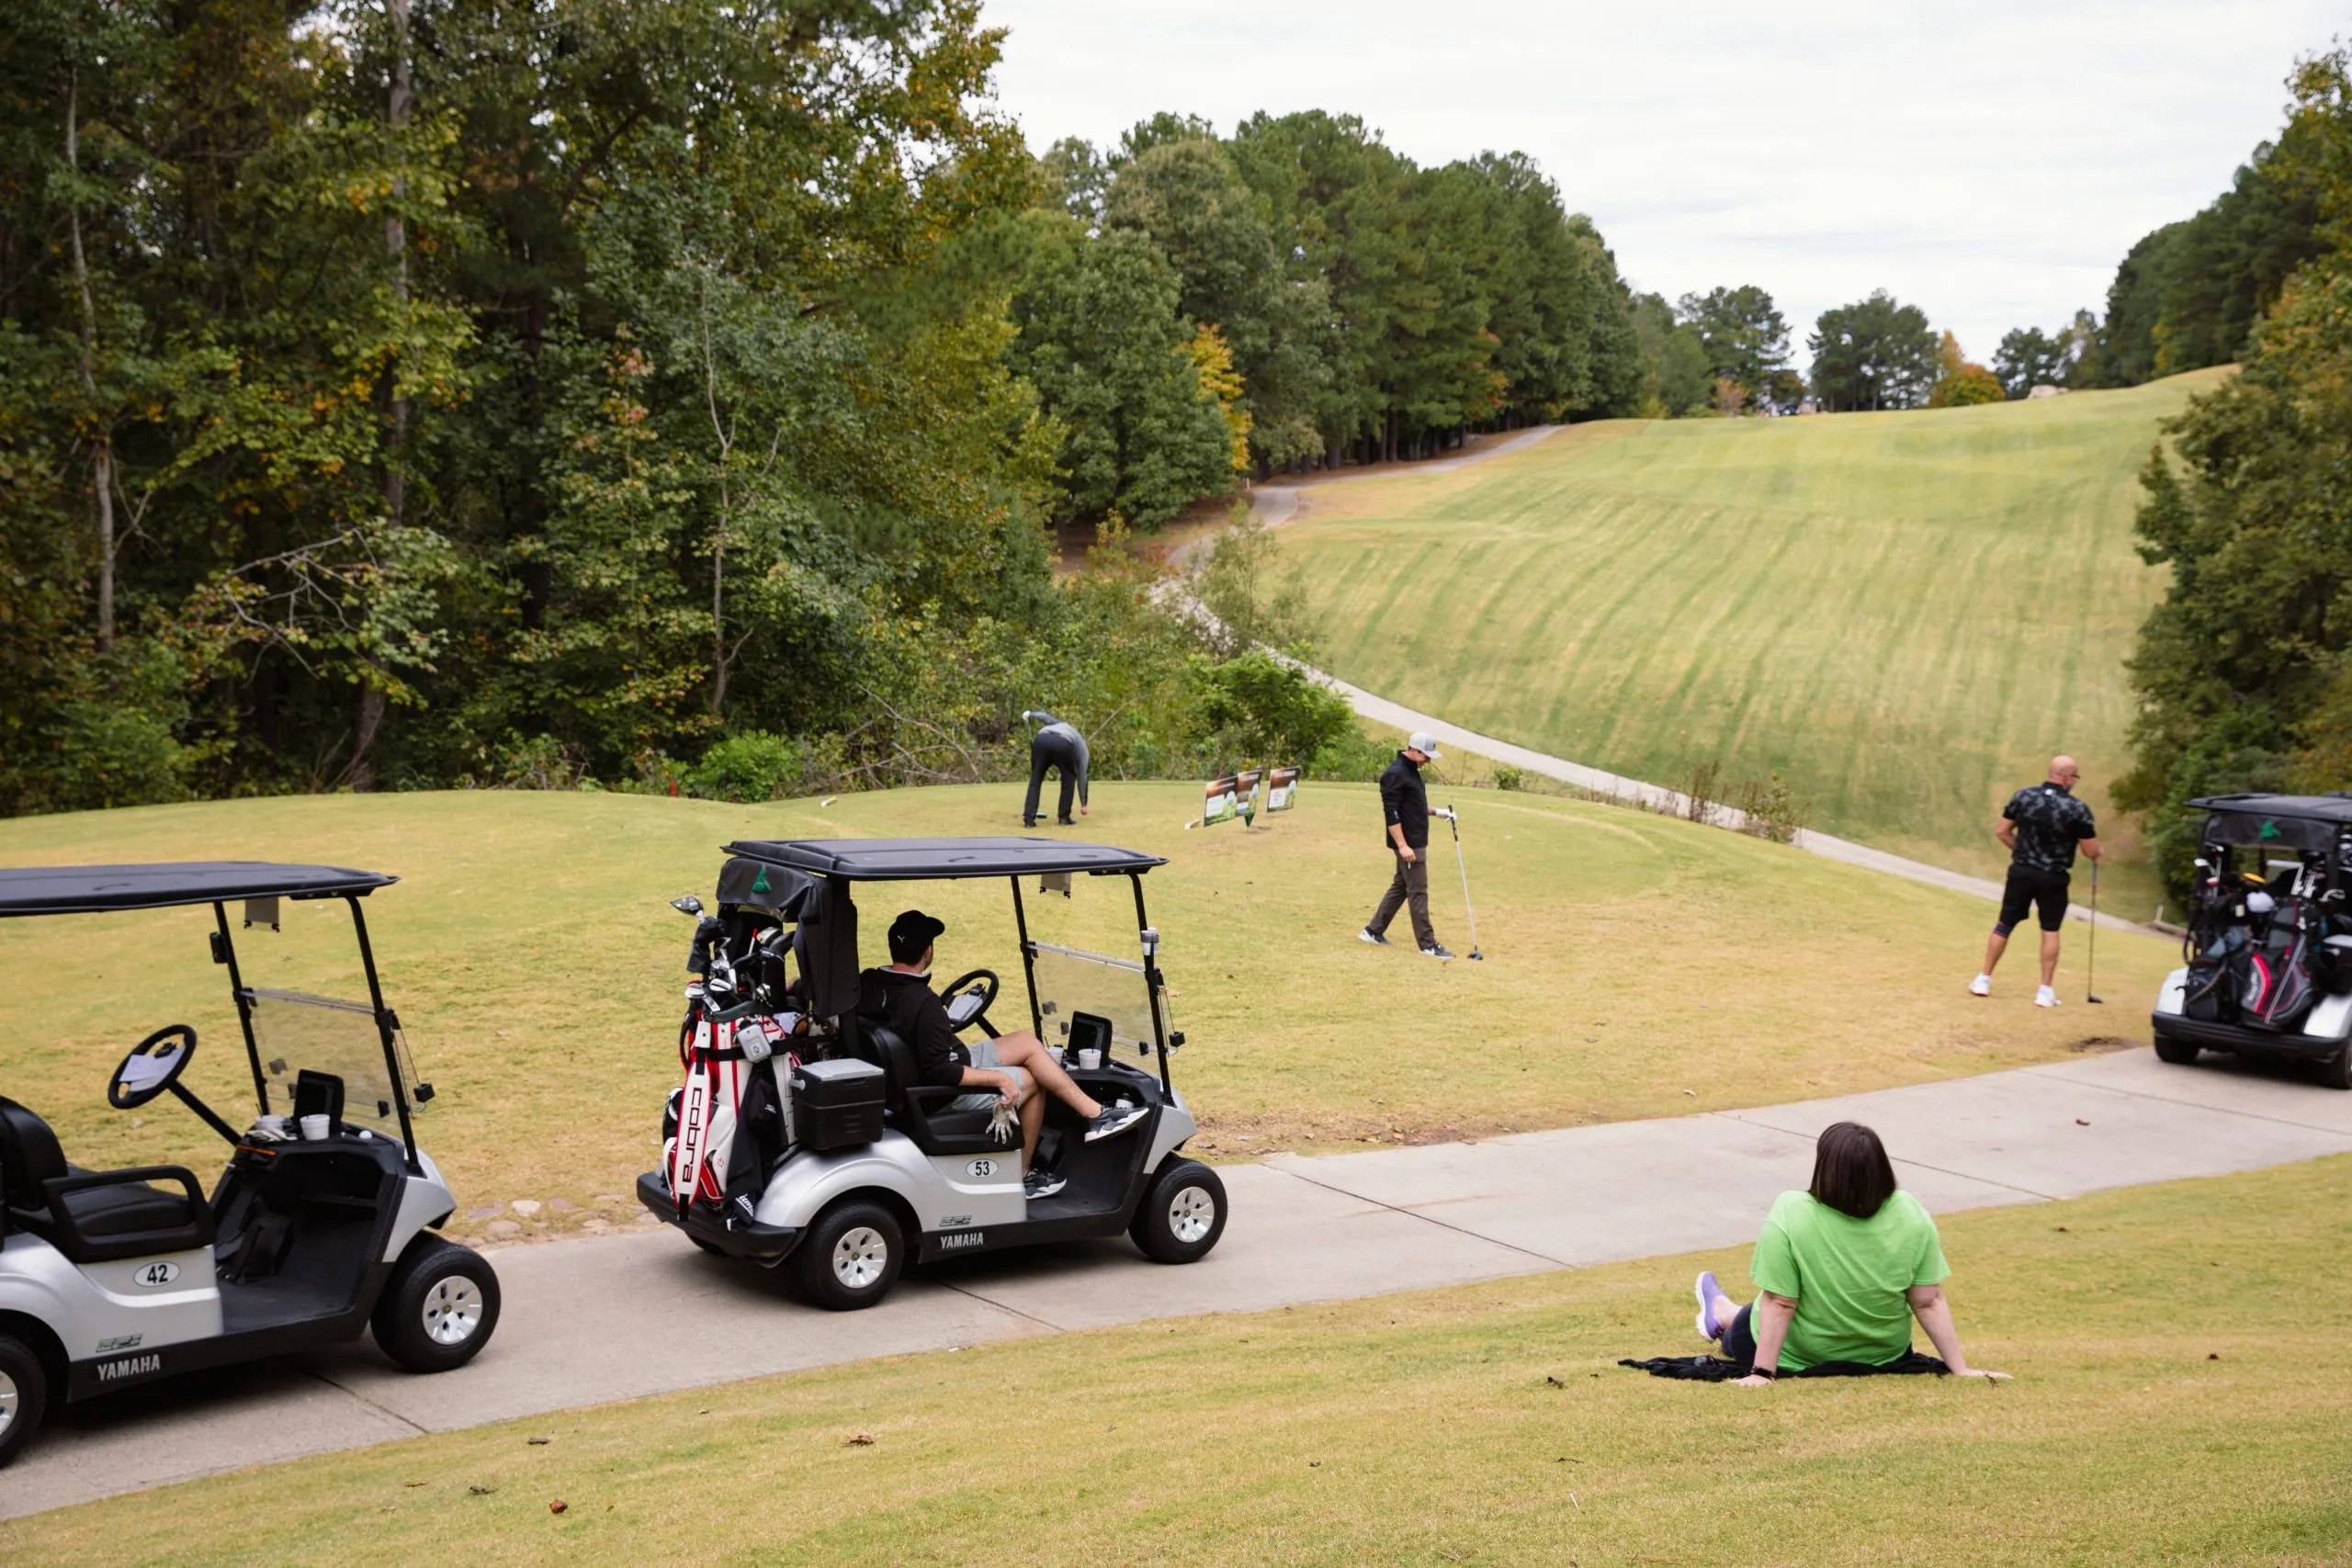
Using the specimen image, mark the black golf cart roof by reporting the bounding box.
[2190,793,2352,825]
[721,837,1165,882]
[0,862,397,918]
[2189,794,2352,855]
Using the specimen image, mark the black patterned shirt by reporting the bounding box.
[2003,783,2097,873]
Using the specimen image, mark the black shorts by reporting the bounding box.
[1996,867,2070,935]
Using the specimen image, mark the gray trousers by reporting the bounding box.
[1368,850,1437,948]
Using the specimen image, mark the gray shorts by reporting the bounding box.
[947,1037,1030,1111]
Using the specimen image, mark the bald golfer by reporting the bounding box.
[1360,731,1453,959]
[1972,755,2102,1007]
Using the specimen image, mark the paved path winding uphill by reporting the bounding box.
[1208,426,2139,931]
[9,1047,2349,1522]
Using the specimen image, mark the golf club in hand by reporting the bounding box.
[1433,806,1485,961]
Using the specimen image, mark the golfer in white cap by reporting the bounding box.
[1361,731,1453,958]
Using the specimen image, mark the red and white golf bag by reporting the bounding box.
[666,1010,746,1217]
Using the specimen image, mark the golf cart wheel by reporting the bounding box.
[2153,1033,2200,1066]
[0,1333,48,1469]
[791,1200,903,1311]
[2323,1046,2352,1092]
[373,1237,503,1373]
[1130,1159,1227,1264]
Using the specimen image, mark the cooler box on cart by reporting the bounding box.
[790,1057,885,1151]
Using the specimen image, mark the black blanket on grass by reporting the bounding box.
[1619,1352,1949,1382]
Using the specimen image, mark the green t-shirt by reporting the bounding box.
[1750,1189,1950,1371]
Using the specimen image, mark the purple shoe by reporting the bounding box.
[1694,1270,1723,1340]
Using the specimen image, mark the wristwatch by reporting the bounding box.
[1750,1366,1778,1381]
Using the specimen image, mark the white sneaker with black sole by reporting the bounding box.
[1359,928,1390,946]
[1421,943,1454,960]
[1023,1169,1067,1199]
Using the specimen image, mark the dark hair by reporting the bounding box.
[1809,1122,1897,1219]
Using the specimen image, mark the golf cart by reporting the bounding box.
[2152,795,2352,1089]
[637,837,1226,1309]
[0,863,499,1467]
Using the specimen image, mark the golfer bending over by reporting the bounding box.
[1360,731,1453,959]
[1019,709,1090,828]
[1971,755,2101,1007]
[861,910,1147,1200]
[1693,1122,2007,1386]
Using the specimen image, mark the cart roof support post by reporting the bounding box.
[1131,872,1173,1096]
[346,895,423,1173]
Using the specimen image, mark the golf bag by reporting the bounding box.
[2181,951,2233,1022]
[664,1007,797,1222]
[666,1009,747,1217]
[2243,901,2318,1032]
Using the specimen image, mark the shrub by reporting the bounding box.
[686,730,808,803]
[1309,720,1394,782]
[1736,773,1812,843]
[1197,651,1355,771]
[1493,764,1526,792]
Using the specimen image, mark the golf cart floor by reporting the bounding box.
[219,1271,359,1335]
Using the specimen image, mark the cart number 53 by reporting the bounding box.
[967,1158,997,1178]
[133,1261,181,1288]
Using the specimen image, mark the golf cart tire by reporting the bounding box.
[2153,1033,2201,1066]
[1130,1159,1227,1264]
[2323,1047,2352,1092]
[373,1237,503,1373]
[0,1333,48,1469]
[791,1199,904,1311]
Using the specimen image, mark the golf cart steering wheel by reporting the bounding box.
[939,969,1000,1033]
[109,1024,198,1111]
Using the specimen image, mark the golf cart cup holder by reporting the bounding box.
[790,1057,886,1152]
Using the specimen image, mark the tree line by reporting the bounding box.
[0,0,1659,818]
[2109,46,2352,886]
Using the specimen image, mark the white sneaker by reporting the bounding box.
[1968,974,1991,998]
[2035,986,2060,1009]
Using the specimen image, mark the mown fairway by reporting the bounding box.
[0,784,2177,1241]
[14,1156,2347,1564]
[1278,371,2227,913]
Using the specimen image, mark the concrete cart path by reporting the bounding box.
[10,1047,2350,1522]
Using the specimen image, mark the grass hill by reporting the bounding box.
[0,784,2175,1238]
[17,1157,2349,1562]
[1274,371,2229,915]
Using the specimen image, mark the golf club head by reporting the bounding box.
[2087,994,2105,1004]
[1468,949,1484,960]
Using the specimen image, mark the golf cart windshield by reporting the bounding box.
[246,988,423,1137]
[1030,942,1172,1066]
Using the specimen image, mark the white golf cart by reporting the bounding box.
[2152,794,2352,1089]
[0,863,499,1466]
[637,837,1227,1309]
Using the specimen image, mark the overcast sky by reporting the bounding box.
[978,1,2346,366]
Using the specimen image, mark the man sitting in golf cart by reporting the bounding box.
[861,909,1148,1199]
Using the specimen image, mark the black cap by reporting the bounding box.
[887,909,945,966]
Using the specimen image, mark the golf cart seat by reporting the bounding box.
[854,1026,1010,1157]
[0,1097,213,1265]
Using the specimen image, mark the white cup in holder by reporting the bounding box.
[299,1113,332,1141]
[1077,1047,1102,1070]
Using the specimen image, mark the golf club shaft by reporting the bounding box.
[1447,808,1481,952]
[2087,860,2100,1002]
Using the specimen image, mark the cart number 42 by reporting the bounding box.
[133,1261,181,1289]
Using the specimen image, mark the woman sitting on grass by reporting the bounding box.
[1696,1121,2009,1386]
